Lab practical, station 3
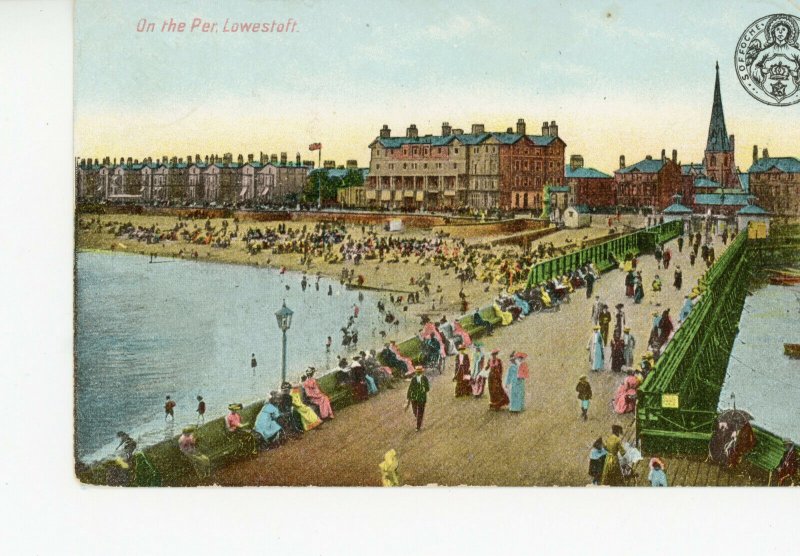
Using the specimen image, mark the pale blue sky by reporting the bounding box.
[75,0,799,171]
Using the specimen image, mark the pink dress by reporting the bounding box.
[613,376,639,414]
[303,377,334,419]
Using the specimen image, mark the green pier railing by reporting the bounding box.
[525,219,682,288]
[636,230,790,473]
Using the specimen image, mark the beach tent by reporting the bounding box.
[388,219,404,232]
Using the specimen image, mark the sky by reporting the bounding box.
[75,0,800,173]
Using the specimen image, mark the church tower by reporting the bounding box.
[704,62,737,187]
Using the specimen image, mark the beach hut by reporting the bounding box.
[563,205,590,228]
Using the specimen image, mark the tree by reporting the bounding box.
[302,171,340,205]
[342,169,364,189]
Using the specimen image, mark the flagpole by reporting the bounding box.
[317,147,322,209]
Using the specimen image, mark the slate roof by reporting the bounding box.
[617,158,665,174]
[737,204,768,215]
[706,63,733,152]
[663,202,693,214]
[738,172,750,192]
[565,165,612,179]
[568,204,591,214]
[548,186,571,193]
[681,163,706,176]
[693,177,720,189]
[748,157,800,174]
[694,193,750,206]
[374,132,558,149]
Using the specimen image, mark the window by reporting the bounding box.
[376,164,381,170]
[453,163,457,169]
[403,163,407,169]
[423,163,427,169]
[474,147,479,154]
[454,148,459,154]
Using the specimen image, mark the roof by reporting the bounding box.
[706,63,733,152]
[681,163,706,176]
[568,204,591,214]
[737,204,768,215]
[693,177,720,189]
[617,158,665,174]
[738,172,749,192]
[374,132,558,149]
[662,203,693,214]
[548,186,570,193]
[694,193,750,206]
[748,157,800,174]
[310,168,369,180]
[565,165,612,179]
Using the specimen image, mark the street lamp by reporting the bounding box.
[275,300,294,385]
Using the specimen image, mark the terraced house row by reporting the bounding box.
[75,152,314,205]
[364,119,566,211]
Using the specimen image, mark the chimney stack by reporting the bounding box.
[346,159,358,169]
[753,145,758,165]
[323,160,336,169]
[270,154,278,164]
[296,153,301,165]
[570,155,584,171]
[672,149,677,164]
[763,148,769,159]
[730,134,735,152]
[619,155,626,169]
[406,124,418,138]
[441,122,452,136]
[549,121,558,137]
[661,149,666,163]
[516,118,526,135]
[507,127,513,133]
[471,123,485,134]
[645,155,653,161]
[542,121,549,135]
[237,154,244,164]
[247,154,254,163]
[280,152,287,165]
[452,128,464,135]
[379,124,391,138]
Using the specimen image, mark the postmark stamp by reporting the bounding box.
[735,13,800,106]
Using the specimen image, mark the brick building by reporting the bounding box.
[614,151,682,211]
[748,153,800,216]
[565,154,614,208]
[365,119,565,212]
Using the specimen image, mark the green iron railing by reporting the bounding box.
[636,232,752,454]
[525,219,682,288]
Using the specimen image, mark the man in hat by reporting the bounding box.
[405,366,430,431]
[622,327,636,368]
[673,265,682,290]
[591,296,603,325]
[613,303,626,340]
[575,376,592,421]
[487,348,509,411]
[587,326,604,372]
[251,353,257,373]
[585,265,596,299]
[453,344,472,398]
[598,305,612,346]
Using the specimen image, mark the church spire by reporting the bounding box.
[706,61,732,152]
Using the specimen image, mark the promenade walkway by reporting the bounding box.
[212,234,737,486]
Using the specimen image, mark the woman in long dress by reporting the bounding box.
[587,326,604,372]
[453,345,472,397]
[302,370,334,420]
[487,349,509,410]
[505,352,529,412]
[470,343,486,398]
[290,387,322,431]
[613,374,640,414]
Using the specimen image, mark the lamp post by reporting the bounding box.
[274,300,294,386]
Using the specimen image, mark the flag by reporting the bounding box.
[309,143,322,151]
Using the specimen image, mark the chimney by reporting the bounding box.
[323,160,336,169]
[406,124,418,138]
[280,152,287,165]
[270,154,278,164]
[205,155,209,164]
[729,134,735,152]
[441,121,452,136]
[516,118,526,135]
[162,156,168,164]
[452,128,464,135]
[619,155,626,169]
[763,148,769,159]
[471,123,485,134]
[672,149,677,164]
[247,154,254,163]
[645,155,653,160]
[303,160,314,168]
[237,154,244,164]
[195,154,201,163]
[549,120,558,137]
[379,124,391,138]
[127,157,133,165]
[753,145,758,165]
[507,127,513,133]
[569,155,584,171]
[661,149,666,163]
[542,121,549,135]
[346,159,358,169]
[177,158,183,165]
[296,153,301,165]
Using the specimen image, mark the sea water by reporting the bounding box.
[720,284,800,443]
[75,251,408,463]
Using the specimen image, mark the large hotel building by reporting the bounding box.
[365,119,565,211]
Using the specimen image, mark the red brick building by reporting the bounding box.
[614,151,683,211]
[565,154,614,208]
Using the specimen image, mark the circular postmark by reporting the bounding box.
[734,13,800,106]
